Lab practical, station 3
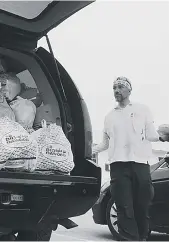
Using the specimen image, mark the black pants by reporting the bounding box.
[110,161,154,241]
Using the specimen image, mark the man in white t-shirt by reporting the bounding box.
[92,76,167,241]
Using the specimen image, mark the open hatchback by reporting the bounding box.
[0,1,101,241]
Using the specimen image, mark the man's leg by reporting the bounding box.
[110,162,139,241]
[132,163,154,240]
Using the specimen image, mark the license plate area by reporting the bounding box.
[0,193,24,205]
[11,194,24,202]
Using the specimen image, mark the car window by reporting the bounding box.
[159,162,169,169]
[17,70,37,89]
[16,69,61,129]
[17,70,43,108]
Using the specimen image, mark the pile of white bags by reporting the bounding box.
[0,81,74,173]
[0,74,75,173]
[31,121,74,173]
[0,117,37,171]
[0,117,74,173]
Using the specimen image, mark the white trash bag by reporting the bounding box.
[0,117,37,171]
[10,96,36,128]
[31,120,74,173]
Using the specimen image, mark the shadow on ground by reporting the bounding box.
[93,232,114,240]
[97,231,169,241]
[148,233,169,241]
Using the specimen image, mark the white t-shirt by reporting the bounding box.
[93,102,159,164]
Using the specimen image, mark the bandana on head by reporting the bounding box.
[113,77,132,91]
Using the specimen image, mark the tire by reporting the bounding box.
[16,227,53,241]
[106,198,125,241]
[106,199,152,241]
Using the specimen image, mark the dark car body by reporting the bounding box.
[92,157,169,235]
[0,1,101,240]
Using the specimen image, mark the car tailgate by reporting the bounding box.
[0,170,98,185]
[0,169,100,231]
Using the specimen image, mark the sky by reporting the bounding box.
[38,1,169,147]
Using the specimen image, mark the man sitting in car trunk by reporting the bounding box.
[92,76,168,241]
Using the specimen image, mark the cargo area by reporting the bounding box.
[0,46,99,176]
[0,46,101,232]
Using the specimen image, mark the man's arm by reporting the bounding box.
[145,106,166,142]
[145,106,160,142]
[92,117,110,154]
[92,131,109,154]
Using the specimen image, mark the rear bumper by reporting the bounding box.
[0,169,101,231]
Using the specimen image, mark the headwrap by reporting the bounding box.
[113,76,132,91]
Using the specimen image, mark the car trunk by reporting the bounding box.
[0,1,101,229]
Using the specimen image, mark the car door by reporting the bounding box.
[150,159,169,227]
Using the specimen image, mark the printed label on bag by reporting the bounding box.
[1,131,32,148]
[41,143,68,162]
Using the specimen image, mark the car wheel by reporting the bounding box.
[106,198,125,241]
[16,227,52,241]
[106,199,152,241]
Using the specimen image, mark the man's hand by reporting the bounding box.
[157,125,169,142]
[159,134,169,142]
